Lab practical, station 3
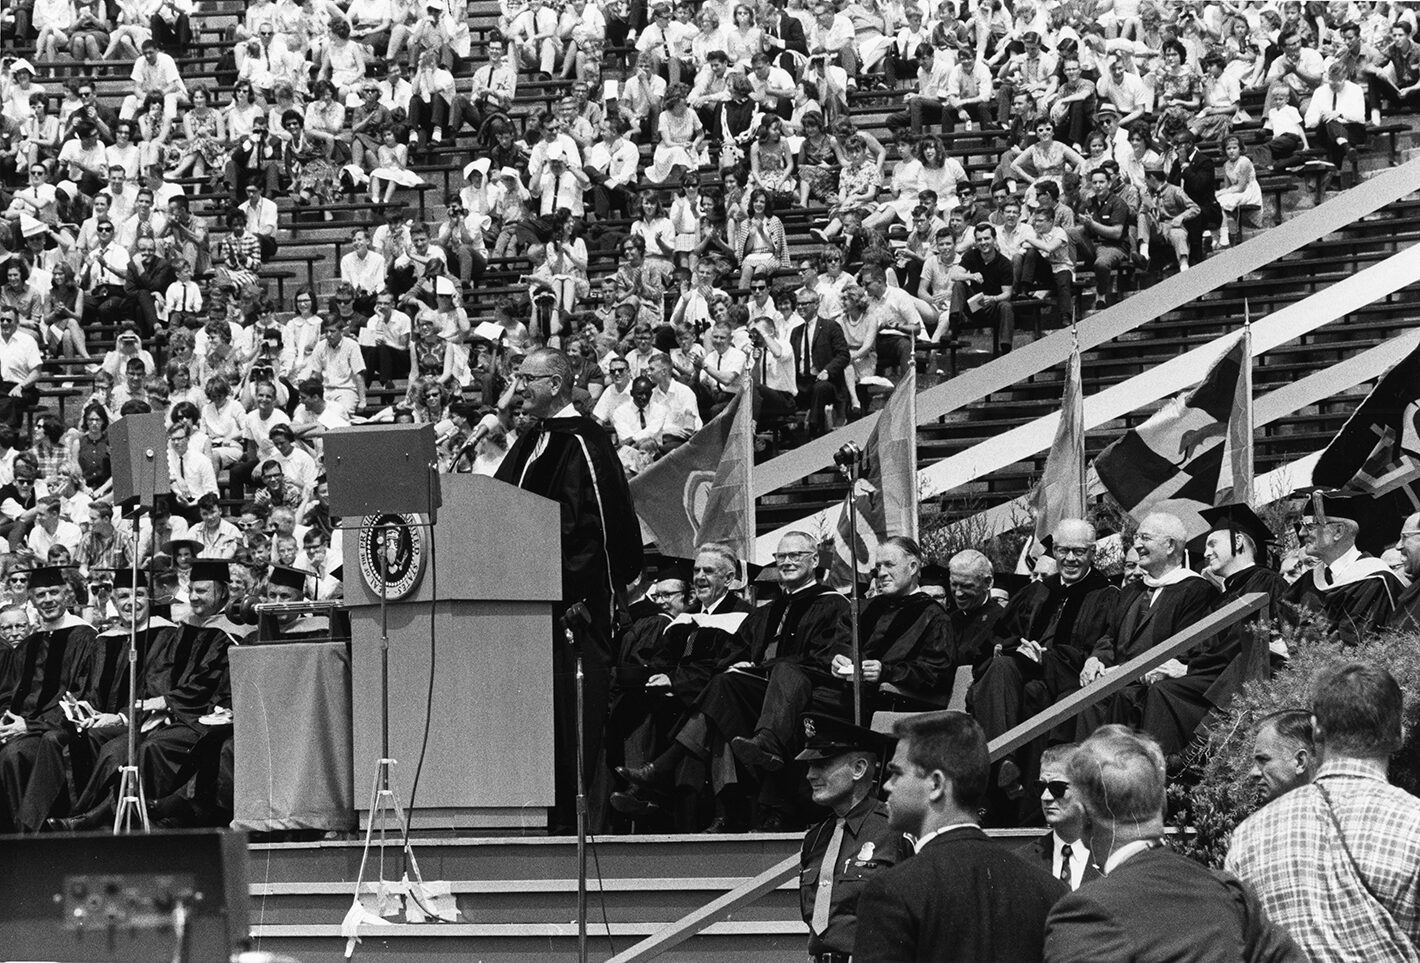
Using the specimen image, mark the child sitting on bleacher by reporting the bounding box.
[491,167,530,257]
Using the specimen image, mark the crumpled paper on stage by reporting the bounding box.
[342,876,459,954]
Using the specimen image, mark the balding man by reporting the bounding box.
[615,532,851,831]
[1387,512,1420,630]
[972,519,1118,750]
[1284,492,1402,645]
[945,549,1007,678]
[496,346,643,831]
[1140,504,1290,758]
[1045,727,1304,963]
[1076,513,1216,743]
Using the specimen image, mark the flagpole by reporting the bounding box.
[836,442,864,727]
[1072,322,1085,516]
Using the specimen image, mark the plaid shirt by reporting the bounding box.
[1225,759,1420,962]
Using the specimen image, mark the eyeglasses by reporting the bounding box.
[516,371,558,383]
[1054,546,1090,558]
[1036,780,1070,799]
[8,574,29,583]
[772,550,815,563]
[97,226,114,233]
[751,284,767,291]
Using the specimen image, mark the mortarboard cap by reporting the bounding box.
[28,566,72,588]
[104,568,149,590]
[267,565,309,592]
[1297,489,1402,556]
[190,558,231,584]
[919,562,949,587]
[1199,502,1276,553]
[794,713,896,762]
[653,556,693,585]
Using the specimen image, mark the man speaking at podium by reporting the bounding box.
[497,346,643,831]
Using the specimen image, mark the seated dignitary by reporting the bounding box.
[6,569,176,834]
[1285,492,1404,645]
[853,711,1067,962]
[1139,503,1291,758]
[1226,663,1420,962]
[1387,511,1420,630]
[943,549,1007,679]
[798,714,911,963]
[614,531,850,831]
[0,566,99,833]
[1017,743,1102,891]
[1247,709,1315,806]
[54,558,240,830]
[970,519,1117,773]
[1075,512,1216,742]
[1044,726,1304,963]
[732,536,954,773]
[610,546,752,822]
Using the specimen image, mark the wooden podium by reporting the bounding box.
[341,474,561,831]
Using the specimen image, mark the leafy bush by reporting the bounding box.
[1170,623,1420,867]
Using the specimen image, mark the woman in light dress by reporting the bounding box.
[368,127,425,204]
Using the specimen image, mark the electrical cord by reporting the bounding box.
[402,466,439,879]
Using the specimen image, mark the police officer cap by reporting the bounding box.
[795,713,895,762]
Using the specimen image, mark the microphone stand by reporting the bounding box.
[115,443,161,834]
[562,611,589,963]
[836,444,864,727]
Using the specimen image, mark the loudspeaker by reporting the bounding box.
[110,412,171,508]
[324,423,442,521]
[0,829,250,963]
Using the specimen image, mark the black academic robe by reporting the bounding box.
[971,571,1118,743]
[1092,576,1218,667]
[1387,578,1420,631]
[697,584,852,743]
[861,591,954,697]
[994,571,1119,676]
[496,413,643,655]
[0,642,21,713]
[1284,555,1403,646]
[949,597,1007,677]
[0,616,98,832]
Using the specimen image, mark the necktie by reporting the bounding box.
[811,818,846,934]
[1060,843,1073,887]
[800,324,813,378]
[638,407,646,429]
[1323,565,1334,585]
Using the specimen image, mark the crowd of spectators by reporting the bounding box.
[0,0,1415,492]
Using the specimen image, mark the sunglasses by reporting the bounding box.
[1037,780,1070,799]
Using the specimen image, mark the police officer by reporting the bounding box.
[798,713,911,963]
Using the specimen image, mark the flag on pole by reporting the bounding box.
[1032,345,1085,543]
[1216,316,1255,505]
[698,383,757,567]
[628,389,750,559]
[1312,339,1420,496]
[1093,331,1249,536]
[830,368,918,587]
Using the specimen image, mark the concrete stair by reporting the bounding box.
[244,829,1043,961]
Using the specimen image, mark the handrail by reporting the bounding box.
[755,241,1420,558]
[750,154,1420,505]
[605,593,1269,963]
[932,326,1420,542]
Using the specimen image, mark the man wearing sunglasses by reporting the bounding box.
[1018,744,1100,891]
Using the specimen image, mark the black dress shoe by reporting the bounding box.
[615,763,666,787]
[609,791,662,817]
[730,734,785,772]
[46,808,107,833]
[703,816,732,834]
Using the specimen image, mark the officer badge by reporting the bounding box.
[804,718,817,739]
[857,842,875,862]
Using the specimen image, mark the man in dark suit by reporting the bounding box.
[854,711,1066,962]
[124,235,177,339]
[1075,512,1217,742]
[1017,743,1103,891]
[1168,129,1221,263]
[759,4,808,74]
[790,289,850,438]
[1044,726,1304,963]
